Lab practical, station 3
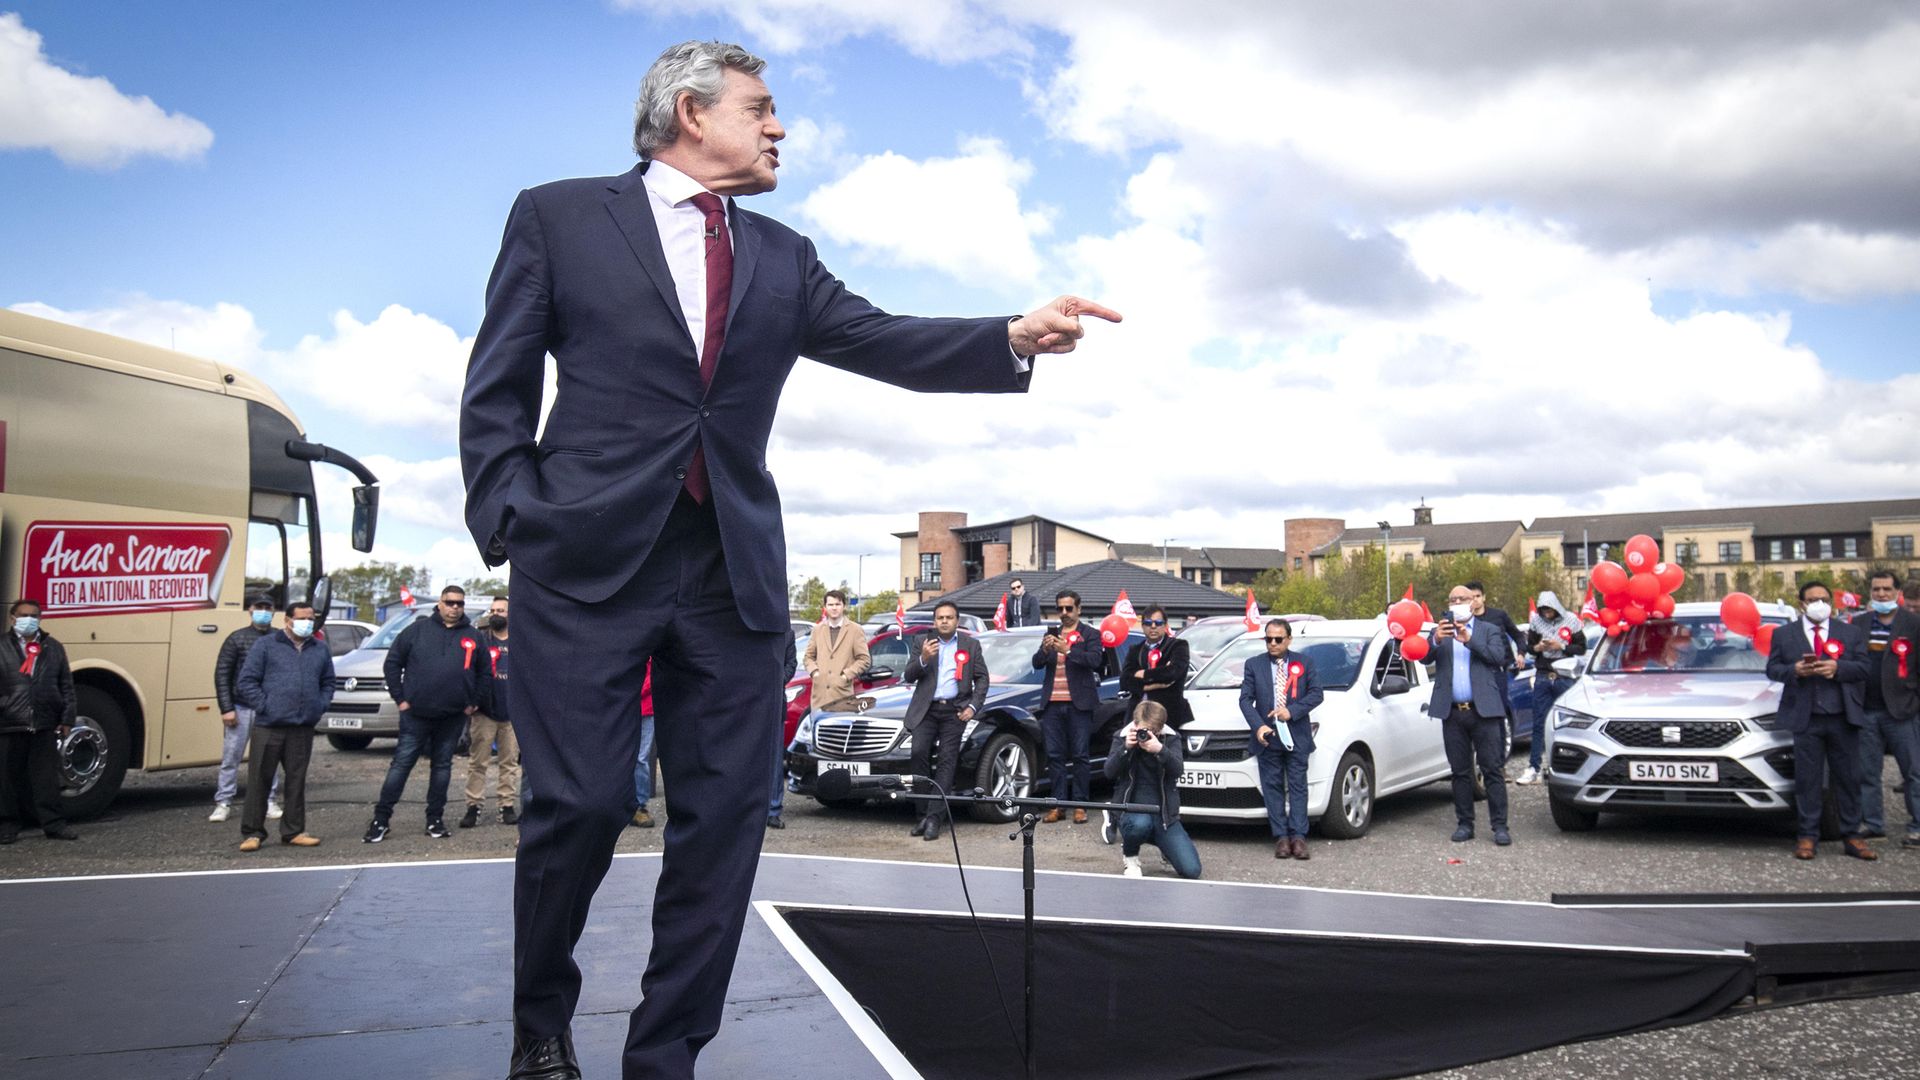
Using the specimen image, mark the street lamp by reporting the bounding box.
[855,552,881,602]
[1161,538,1179,576]
[1378,521,1393,610]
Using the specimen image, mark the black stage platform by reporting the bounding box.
[1,853,1915,1079]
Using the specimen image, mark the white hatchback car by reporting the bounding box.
[1177,619,1449,837]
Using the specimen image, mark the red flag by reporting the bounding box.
[1528,596,1538,618]
[1420,599,1434,623]
[1243,591,1261,632]
[1839,591,1860,610]
[993,592,1008,632]
[1111,589,1138,623]
[1579,585,1600,622]
[1402,583,1415,601]
[895,595,906,637]
[400,585,415,607]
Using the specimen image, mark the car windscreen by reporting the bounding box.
[364,607,428,650]
[1190,636,1367,692]
[1179,620,1249,659]
[977,635,1045,684]
[1589,615,1790,674]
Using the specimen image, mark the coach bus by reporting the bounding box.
[0,308,379,818]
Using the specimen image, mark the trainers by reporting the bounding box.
[362,819,390,844]
[1903,833,1920,849]
[1515,767,1540,785]
[631,807,654,828]
[208,802,231,823]
[266,800,283,820]
[239,836,261,852]
[1099,812,1117,846]
[500,805,518,825]
[1451,824,1475,843]
[425,818,451,839]
[1121,855,1143,878]
[1493,828,1513,846]
[458,806,479,829]
[282,833,321,847]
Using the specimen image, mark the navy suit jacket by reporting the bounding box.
[461,164,1030,630]
[1238,651,1323,754]
[1424,620,1510,719]
[1765,618,1868,731]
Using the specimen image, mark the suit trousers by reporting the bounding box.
[1858,710,1918,835]
[508,492,782,1080]
[241,726,311,841]
[1040,702,1095,801]
[1793,712,1862,839]
[0,729,66,835]
[908,701,965,817]
[1443,706,1508,829]
[1256,743,1311,838]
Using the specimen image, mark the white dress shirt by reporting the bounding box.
[641,159,728,360]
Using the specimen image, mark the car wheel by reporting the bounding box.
[58,686,133,821]
[326,733,375,751]
[1549,792,1599,831]
[970,731,1034,823]
[1317,750,1374,839]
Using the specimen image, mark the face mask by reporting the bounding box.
[1872,599,1899,615]
[13,616,39,637]
[1449,604,1472,623]
[490,614,508,630]
[251,610,274,628]
[1804,601,1832,623]
[291,619,314,638]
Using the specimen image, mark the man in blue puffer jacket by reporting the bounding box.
[236,600,335,851]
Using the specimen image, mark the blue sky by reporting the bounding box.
[6,2,1918,592]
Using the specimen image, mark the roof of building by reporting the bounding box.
[1203,546,1288,570]
[1527,498,1920,541]
[912,560,1250,618]
[1112,542,1206,562]
[1318,520,1523,555]
[893,513,1113,544]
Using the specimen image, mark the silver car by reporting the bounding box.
[1544,600,1803,832]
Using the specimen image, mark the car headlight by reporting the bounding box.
[1749,713,1784,732]
[1553,707,1598,730]
[794,713,815,744]
[785,682,807,705]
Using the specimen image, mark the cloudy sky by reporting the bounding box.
[6,2,1918,597]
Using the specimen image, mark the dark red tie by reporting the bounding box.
[683,192,732,503]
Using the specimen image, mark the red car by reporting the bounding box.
[782,628,913,746]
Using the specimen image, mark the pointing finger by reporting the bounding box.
[1059,296,1122,323]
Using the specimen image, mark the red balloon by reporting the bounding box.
[1597,607,1621,627]
[1400,635,1431,662]
[1626,573,1661,605]
[1624,534,1660,573]
[1603,591,1629,612]
[1654,561,1685,593]
[1651,593,1676,619]
[1752,623,1776,654]
[1719,592,1760,638]
[1386,599,1424,640]
[1606,623,1625,638]
[1623,603,1649,625]
[1099,613,1130,648]
[1591,561,1628,596]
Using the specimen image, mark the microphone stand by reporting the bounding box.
[880,786,1161,1080]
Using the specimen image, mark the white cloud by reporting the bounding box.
[615,0,1030,63]
[774,114,849,176]
[799,136,1053,284]
[0,12,213,168]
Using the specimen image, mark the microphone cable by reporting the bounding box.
[923,778,1028,1066]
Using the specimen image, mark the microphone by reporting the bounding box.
[816,769,923,801]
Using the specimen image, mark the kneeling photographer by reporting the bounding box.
[1102,700,1202,880]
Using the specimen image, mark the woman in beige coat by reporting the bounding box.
[803,591,871,708]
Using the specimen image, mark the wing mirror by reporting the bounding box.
[864,666,896,682]
[1552,657,1585,678]
[1376,674,1412,696]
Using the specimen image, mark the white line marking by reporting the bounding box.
[755,901,925,1080]
[0,851,662,886]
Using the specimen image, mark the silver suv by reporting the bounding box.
[1545,600,1803,832]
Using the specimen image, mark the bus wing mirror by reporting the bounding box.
[311,575,332,626]
[352,485,380,553]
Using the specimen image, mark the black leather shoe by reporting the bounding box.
[44,825,79,840]
[1450,824,1474,843]
[0,828,18,845]
[765,814,785,830]
[909,815,928,838]
[459,806,480,829]
[1493,828,1512,846]
[500,806,519,826]
[923,814,943,842]
[508,1027,579,1080]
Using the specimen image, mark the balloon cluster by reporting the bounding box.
[1386,599,1431,661]
[1717,592,1775,654]
[1587,534,1684,638]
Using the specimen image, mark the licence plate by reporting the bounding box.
[1629,760,1718,783]
[1178,769,1228,788]
[819,760,870,777]
[326,716,364,730]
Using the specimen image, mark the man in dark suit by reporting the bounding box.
[1031,589,1106,823]
[1006,578,1041,629]
[1767,580,1877,861]
[901,601,989,841]
[1426,585,1514,845]
[1121,604,1191,727]
[1239,619,1323,859]
[1851,570,1920,848]
[460,41,1119,1080]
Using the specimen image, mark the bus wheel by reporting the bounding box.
[60,686,133,821]
[327,733,374,752]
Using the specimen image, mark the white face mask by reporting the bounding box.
[290,618,315,638]
[1804,601,1832,624]
[1449,604,1472,623]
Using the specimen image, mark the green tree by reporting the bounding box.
[462,576,510,597]
[853,590,898,625]
[327,561,433,620]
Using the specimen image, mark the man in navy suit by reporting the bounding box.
[1426,585,1514,846]
[1766,580,1877,862]
[1239,619,1323,859]
[460,41,1119,1080]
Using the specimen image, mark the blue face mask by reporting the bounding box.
[290,619,314,638]
[251,610,274,628]
[13,616,39,637]
[1872,599,1899,615]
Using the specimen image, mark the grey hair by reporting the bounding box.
[632,40,767,159]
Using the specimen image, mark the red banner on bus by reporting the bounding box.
[22,521,234,618]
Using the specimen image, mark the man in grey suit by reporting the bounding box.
[1767,580,1877,861]
[1426,584,1514,845]
[901,601,989,841]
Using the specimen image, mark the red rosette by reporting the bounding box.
[462,638,477,670]
[1558,627,1573,643]
[1895,638,1911,678]
[20,640,40,676]
[1824,639,1844,659]
[955,649,969,674]
[1147,648,1162,668]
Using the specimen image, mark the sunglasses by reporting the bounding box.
[1265,636,1289,644]
[1141,618,1166,626]
[1056,605,1077,613]
[442,599,465,607]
